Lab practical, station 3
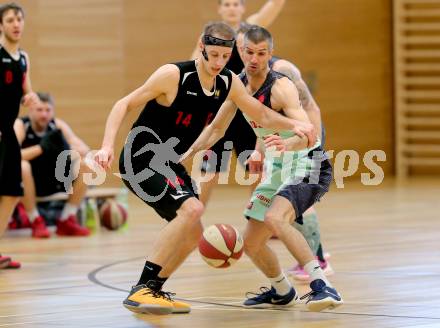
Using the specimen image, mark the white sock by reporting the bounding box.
[27,208,40,223]
[304,260,332,287]
[269,272,292,296]
[60,203,78,221]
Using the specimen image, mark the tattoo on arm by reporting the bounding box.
[277,66,312,109]
[294,79,312,109]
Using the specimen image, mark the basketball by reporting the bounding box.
[198,224,244,268]
[99,199,128,230]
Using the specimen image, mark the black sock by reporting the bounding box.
[156,276,169,290]
[137,261,162,286]
[316,243,325,262]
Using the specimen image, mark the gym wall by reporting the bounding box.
[17,0,393,185]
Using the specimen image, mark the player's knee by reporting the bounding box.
[180,199,204,224]
[264,211,285,236]
[21,160,32,177]
[189,201,205,219]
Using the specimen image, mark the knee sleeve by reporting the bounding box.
[293,212,321,255]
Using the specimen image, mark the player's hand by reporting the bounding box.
[246,150,264,174]
[22,92,41,108]
[292,120,316,148]
[94,147,114,170]
[40,129,68,155]
[264,134,286,152]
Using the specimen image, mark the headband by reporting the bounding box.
[202,35,235,48]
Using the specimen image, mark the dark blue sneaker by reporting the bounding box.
[301,279,343,312]
[243,286,298,308]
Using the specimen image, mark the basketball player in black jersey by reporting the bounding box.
[0,3,40,269]
[191,0,286,204]
[234,25,335,281]
[95,22,315,315]
[14,92,91,238]
[185,26,343,312]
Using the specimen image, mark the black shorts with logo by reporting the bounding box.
[119,148,198,222]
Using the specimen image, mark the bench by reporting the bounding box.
[36,187,122,231]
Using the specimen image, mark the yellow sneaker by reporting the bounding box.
[123,284,173,315]
[170,299,191,314]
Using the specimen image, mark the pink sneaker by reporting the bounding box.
[287,258,334,282]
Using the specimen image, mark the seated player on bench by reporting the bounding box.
[13,92,90,238]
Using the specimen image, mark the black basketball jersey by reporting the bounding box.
[20,116,68,169]
[129,61,232,162]
[0,46,27,132]
[239,69,285,109]
[225,22,247,74]
[20,116,58,149]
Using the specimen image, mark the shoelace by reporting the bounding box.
[138,286,176,301]
[299,290,315,301]
[245,286,271,299]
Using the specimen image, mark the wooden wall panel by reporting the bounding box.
[270,0,394,176]
[18,0,125,185]
[20,0,125,149]
[394,0,440,177]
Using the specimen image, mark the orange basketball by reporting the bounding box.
[99,199,128,230]
[198,224,244,268]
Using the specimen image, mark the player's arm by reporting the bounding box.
[246,138,265,173]
[264,77,311,151]
[228,74,316,147]
[20,52,40,108]
[13,118,43,161]
[274,60,322,139]
[181,100,238,165]
[246,0,286,28]
[95,64,179,169]
[55,119,90,157]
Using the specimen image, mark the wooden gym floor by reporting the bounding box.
[0,177,439,328]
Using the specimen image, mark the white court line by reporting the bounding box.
[188,305,440,320]
[190,306,295,312]
[177,295,440,309]
[184,297,440,315]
